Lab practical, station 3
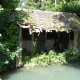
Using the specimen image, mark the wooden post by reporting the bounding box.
[16,27,22,67]
[74,31,78,50]
[31,33,34,53]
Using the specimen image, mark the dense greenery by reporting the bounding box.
[23,46,80,69]
[0,10,27,72]
[0,0,19,11]
[0,13,18,72]
[25,0,80,9]
[25,0,80,17]
[0,0,25,72]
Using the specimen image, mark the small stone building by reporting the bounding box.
[19,10,80,53]
[16,10,80,67]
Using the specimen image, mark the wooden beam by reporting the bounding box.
[74,31,78,50]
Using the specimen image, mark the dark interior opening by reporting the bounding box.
[70,31,74,40]
[47,31,58,39]
[59,32,69,43]
[22,28,31,40]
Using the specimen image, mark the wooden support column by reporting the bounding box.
[68,32,70,48]
[74,31,78,50]
[16,27,22,67]
[31,33,34,53]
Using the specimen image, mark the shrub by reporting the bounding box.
[23,46,80,69]
[0,7,27,72]
[24,50,67,68]
[64,46,80,62]
[0,0,19,11]
[0,35,21,72]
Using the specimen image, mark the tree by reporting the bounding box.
[0,0,23,72]
[0,0,19,11]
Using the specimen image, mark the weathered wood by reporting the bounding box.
[74,31,78,50]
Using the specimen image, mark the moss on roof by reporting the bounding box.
[22,10,80,32]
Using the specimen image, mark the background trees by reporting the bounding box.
[0,0,19,11]
[24,0,80,17]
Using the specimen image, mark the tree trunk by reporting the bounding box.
[55,0,57,8]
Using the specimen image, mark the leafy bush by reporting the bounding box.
[23,46,80,69]
[0,7,27,72]
[0,0,19,11]
[0,0,28,72]
[24,50,67,69]
[64,46,80,62]
[0,34,21,72]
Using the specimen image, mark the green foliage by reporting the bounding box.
[40,0,54,10]
[0,0,19,11]
[0,6,28,72]
[0,12,19,50]
[24,0,54,10]
[23,50,67,68]
[0,13,22,72]
[24,0,80,17]
[51,1,80,17]
[23,46,80,68]
[35,50,67,66]
[64,46,80,61]
[0,33,22,72]
[0,0,27,72]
